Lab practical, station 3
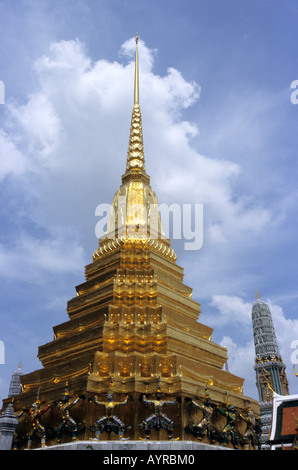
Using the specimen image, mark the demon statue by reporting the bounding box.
[138,382,177,440]
[89,382,131,440]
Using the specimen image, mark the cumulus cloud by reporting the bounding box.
[0,129,28,180]
[8,94,61,167]
[219,335,256,398]
[210,294,252,325]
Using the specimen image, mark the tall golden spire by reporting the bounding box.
[125,33,145,173]
[134,33,139,106]
[94,32,168,251]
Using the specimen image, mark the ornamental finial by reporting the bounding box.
[134,33,139,105]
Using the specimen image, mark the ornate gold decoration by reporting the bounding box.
[22,365,90,392]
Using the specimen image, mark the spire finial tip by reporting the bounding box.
[134,32,139,106]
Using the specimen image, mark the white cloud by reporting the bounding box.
[219,335,256,398]
[0,231,84,283]
[8,94,61,166]
[0,129,27,180]
[34,39,91,75]
[210,295,252,325]
[120,37,156,73]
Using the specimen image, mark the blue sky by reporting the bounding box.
[0,0,298,404]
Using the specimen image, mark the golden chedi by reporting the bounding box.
[3,35,259,449]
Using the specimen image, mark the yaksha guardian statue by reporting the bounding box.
[17,388,50,448]
[53,383,84,443]
[185,387,217,443]
[239,407,262,450]
[217,403,239,448]
[89,385,131,440]
[139,383,177,440]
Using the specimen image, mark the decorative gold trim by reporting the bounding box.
[22,365,90,392]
